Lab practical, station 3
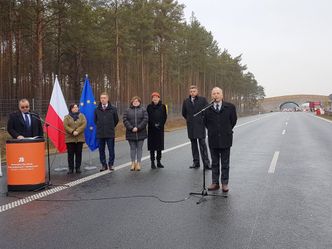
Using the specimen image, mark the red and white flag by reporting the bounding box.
[45,76,67,153]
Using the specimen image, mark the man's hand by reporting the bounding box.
[73,131,79,136]
[17,135,24,139]
[132,127,138,132]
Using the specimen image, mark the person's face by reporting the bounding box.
[189,88,198,97]
[100,95,108,105]
[19,101,30,113]
[212,89,223,102]
[71,105,79,113]
[132,99,140,107]
[152,96,160,104]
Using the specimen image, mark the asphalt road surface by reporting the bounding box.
[0,112,332,249]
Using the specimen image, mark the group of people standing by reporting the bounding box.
[63,91,167,173]
[7,85,237,192]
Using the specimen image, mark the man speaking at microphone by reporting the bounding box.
[204,87,237,192]
[7,99,43,139]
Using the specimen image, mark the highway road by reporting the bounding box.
[0,112,332,249]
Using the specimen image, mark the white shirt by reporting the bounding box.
[21,112,31,126]
[214,101,222,111]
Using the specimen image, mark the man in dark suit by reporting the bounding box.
[204,87,237,192]
[94,92,119,171]
[182,85,211,169]
[7,99,43,139]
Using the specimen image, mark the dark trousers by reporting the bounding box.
[190,138,210,166]
[150,150,162,162]
[66,142,84,170]
[98,138,115,166]
[210,147,231,185]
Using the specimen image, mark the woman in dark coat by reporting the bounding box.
[123,96,148,171]
[147,92,167,169]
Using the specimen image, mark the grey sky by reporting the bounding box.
[178,0,332,97]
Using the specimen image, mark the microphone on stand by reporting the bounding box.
[193,99,216,117]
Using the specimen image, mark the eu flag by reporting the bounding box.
[80,76,99,151]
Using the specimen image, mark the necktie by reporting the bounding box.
[216,104,219,112]
[103,105,106,110]
[24,113,30,128]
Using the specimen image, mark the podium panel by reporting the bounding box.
[6,138,46,191]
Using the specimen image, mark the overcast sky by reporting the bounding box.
[178,0,332,97]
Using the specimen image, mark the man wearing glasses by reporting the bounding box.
[7,99,43,139]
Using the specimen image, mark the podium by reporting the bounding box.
[6,138,46,191]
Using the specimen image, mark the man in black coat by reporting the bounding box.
[147,92,167,169]
[7,99,43,139]
[182,85,211,169]
[204,87,237,192]
[94,92,119,171]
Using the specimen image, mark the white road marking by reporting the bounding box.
[312,114,332,124]
[268,151,280,174]
[282,129,286,135]
[0,114,274,214]
[285,122,288,126]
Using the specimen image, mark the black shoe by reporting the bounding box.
[157,161,164,168]
[189,164,200,169]
[100,165,107,172]
[204,165,212,170]
[67,169,74,174]
[108,164,114,171]
[75,168,81,174]
[151,161,156,169]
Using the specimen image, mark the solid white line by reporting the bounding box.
[268,151,280,174]
[311,114,332,124]
[282,129,286,135]
[0,114,273,214]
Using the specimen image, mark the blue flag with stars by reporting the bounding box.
[79,76,99,151]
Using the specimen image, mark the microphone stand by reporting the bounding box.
[30,113,66,189]
[189,100,227,204]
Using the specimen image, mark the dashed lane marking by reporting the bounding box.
[268,151,280,174]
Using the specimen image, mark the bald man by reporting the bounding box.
[204,87,237,192]
[7,99,43,139]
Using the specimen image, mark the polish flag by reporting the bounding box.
[44,76,68,153]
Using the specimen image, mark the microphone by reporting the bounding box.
[210,99,216,104]
[28,111,39,117]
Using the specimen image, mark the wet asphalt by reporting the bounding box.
[0,112,332,249]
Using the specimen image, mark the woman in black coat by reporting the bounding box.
[147,92,167,169]
[123,96,148,171]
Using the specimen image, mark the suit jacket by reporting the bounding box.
[7,111,43,139]
[94,102,119,139]
[204,101,237,149]
[182,95,208,139]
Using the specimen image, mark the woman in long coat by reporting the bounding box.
[147,92,167,169]
[63,103,87,174]
[123,96,148,171]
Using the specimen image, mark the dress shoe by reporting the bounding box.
[75,168,81,174]
[100,165,107,172]
[157,161,164,168]
[108,164,114,171]
[207,183,220,191]
[222,184,229,192]
[151,161,156,169]
[189,164,200,169]
[67,169,74,174]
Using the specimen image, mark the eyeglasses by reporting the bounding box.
[20,106,29,109]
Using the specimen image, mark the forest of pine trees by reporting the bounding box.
[0,0,265,117]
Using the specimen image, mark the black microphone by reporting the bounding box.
[28,111,39,117]
[210,99,216,104]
